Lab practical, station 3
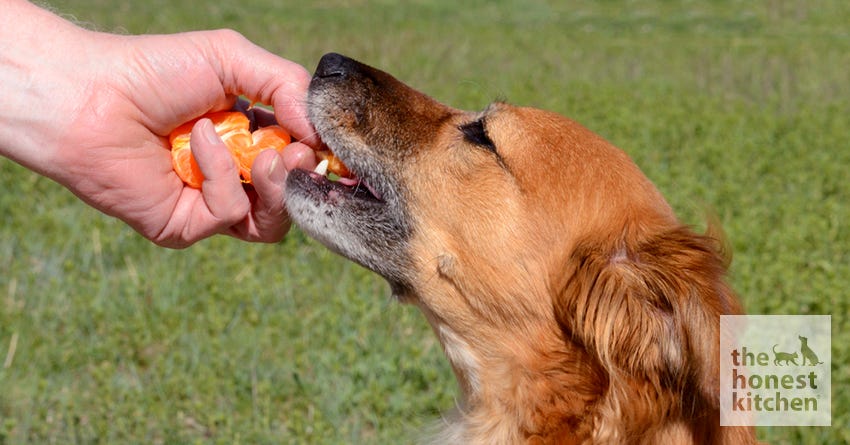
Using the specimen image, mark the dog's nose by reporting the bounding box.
[314,52,356,78]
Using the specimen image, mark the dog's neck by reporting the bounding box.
[413,284,603,443]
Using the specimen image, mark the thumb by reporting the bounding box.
[191,118,250,224]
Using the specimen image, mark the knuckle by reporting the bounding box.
[211,28,248,46]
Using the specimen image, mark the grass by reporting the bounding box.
[2,0,848,443]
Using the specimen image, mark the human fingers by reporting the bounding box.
[237,149,291,242]
[202,30,317,147]
[223,142,316,243]
[191,118,251,226]
[232,141,317,240]
[281,141,318,171]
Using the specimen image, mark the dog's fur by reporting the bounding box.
[285,53,757,444]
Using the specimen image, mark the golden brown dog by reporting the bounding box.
[285,53,758,445]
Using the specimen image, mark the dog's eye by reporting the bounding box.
[459,119,496,153]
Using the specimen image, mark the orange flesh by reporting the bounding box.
[171,143,205,188]
[317,150,352,178]
[170,111,353,187]
[170,112,288,187]
[235,126,291,183]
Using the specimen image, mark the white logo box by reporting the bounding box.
[720,315,831,426]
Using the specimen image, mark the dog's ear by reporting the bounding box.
[554,226,740,401]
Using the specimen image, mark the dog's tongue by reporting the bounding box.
[337,176,359,186]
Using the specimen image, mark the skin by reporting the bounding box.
[0,0,319,248]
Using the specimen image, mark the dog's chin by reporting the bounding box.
[285,52,424,296]
[284,159,414,293]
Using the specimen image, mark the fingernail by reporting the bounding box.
[198,119,221,145]
[268,154,286,184]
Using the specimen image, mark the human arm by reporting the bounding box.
[0,0,318,247]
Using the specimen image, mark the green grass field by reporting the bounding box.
[2,0,848,443]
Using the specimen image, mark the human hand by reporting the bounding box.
[0,1,318,248]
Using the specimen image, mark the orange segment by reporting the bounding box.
[169,112,292,187]
[171,144,204,189]
[234,126,291,183]
[316,150,352,178]
[169,111,252,149]
[252,125,292,149]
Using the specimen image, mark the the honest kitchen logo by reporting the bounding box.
[729,336,822,412]
[720,315,831,426]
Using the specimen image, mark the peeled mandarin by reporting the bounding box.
[169,112,291,187]
[236,125,292,183]
[171,143,204,189]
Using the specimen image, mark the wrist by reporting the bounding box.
[0,0,97,178]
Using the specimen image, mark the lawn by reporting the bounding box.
[1,0,848,443]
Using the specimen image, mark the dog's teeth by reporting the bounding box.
[313,159,329,176]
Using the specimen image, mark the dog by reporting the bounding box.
[799,335,823,366]
[285,53,758,444]
[772,344,799,366]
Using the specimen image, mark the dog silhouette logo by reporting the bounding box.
[799,335,824,366]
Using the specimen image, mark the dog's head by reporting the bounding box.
[286,53,745,441]
[288,53,676,297]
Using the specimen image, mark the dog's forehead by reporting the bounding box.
[480,104,577,161]
[474,105,580,185]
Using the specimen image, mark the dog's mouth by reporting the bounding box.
[285,139,398,231]
[285,139,411,291]
[286,122,400,215]
[294,158,384,206]
[284,53,415,290]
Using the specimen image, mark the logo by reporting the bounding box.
[720,315,831,426]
